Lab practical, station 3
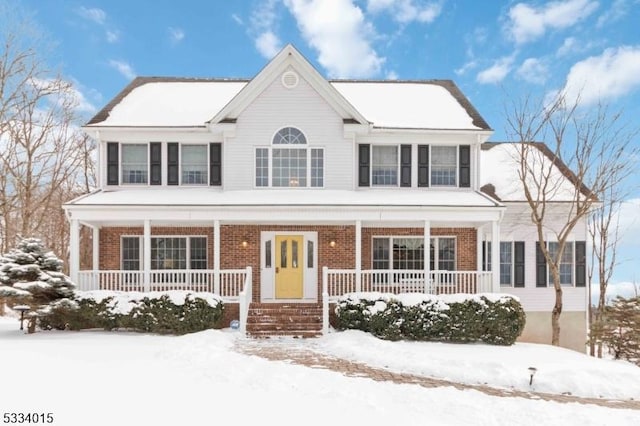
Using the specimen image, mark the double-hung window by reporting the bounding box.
[548,242,573,286]
[430,146,457,186]
[499,241,513,285]
[255,127,323,188]
[181,145,208,185]
[371,146,398,186]
[121,144,148,184]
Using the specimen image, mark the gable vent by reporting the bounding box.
[281,71,299,89]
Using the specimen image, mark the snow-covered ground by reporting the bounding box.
[1,316,638,426]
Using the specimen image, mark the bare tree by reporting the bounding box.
[505,94,638,346]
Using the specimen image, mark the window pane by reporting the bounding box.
[151,237,187,270]
[431,146,456,186]
[181,145,208,185]
[372,146,398,186]
[311,149,324,187]
[548,242,573,285]
[392,238,424,270]
[273,127,306,145]
[121,144,148,184]
[122,237,140,271]
[292,240,299,268]
[190,237,207,269]
[265,240,272,268]
[256,148,269,187]
[280,240,287,268]
[372,238,390,269]
[438,238,455,270]
[307,240,314,268]
[272,148,307,187]
[499,242,512,285]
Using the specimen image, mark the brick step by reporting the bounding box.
[248,308,322,316]
[246,323,322,332]
[248,330,322,338]
[247,315,322,324]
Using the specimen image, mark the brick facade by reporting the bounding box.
[98,225,477,305]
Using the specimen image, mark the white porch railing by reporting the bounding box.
[324,269,493,301]
[76,268,251,301]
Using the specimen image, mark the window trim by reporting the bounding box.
[119,235,209,270]
[121,235,142,271]
[179,143,209,186]
[547,241,575,287]
[371,235,457,271]
[429,145,458,188]
[499,240,514,287]
[120,143,150,186]
[254,146,325,189]
[370,145,400,187]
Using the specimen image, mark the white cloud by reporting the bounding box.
[255,31,281,58]
[597,0,630,28]
[169,27,185,44]
[386,70,399,80]
[558,45,640,105]
[106,30,120,43]
[77,6,106,25]
[476,55,515,84]
[231,14,244,25]
[108,60,136,80]
[284,0,384,78]
[455,60,478,76]
[592,281,640,305]
[517,57,549,84]
[505,0,599,44]
[367,0,442,23]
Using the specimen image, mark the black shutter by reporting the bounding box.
[575,241,586,287]
[536,242,547,287]
[358,144,370,187]
[210,143,222,186]
[167,143,179,185]
[514,241,525,287]
[400,145,411,187]
[418,145,429,187]
[107,142,119,185]
[150,142,162,185]
[482,241,487,271]
[459,145,470,188]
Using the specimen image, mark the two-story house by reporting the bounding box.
[64,45,588,351]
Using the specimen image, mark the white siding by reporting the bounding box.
[495,203,588,312]
[225,69,351,190]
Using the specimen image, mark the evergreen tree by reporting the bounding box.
[601,296,640,366]
[0,238,75,307]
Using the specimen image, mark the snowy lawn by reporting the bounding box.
[1,317,638,426]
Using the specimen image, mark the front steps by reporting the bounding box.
[246,303,323,338]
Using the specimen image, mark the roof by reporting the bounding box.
[480,142,594,202]
[85,46,490,131]
[65,188,501,208]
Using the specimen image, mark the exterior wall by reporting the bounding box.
[99,226,214,270]
[519,311,587,353]
[493,203,588,313]
[361,227,477,271]
[226,67,352,190]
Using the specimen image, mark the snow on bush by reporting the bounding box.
[0,238,75,306]
[39,290,224,335]
[335,292,525,345]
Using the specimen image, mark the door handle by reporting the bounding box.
[276,267,280,273]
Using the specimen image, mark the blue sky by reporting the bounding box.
[15,0,640,294]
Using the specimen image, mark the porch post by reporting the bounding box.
[355,220,361,292]
[213,220,220,295]
[423,220,430,293]
[92,226,100,271]
[143,220,151,292]
[69,219,79,285]
[491,220,500,293]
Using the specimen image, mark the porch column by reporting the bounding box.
[92,226,100,271]
[423,220,430,292]
[143,220,151,292]
[355,220,361,292]
[491,220,500,292]
[213,220,220,295]
[69,218,79,285]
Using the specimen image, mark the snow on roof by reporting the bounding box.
[480,143,587,202]
[86,78,489,130]
[66,188,499,208]
[88,80,247,127]
[332,81,485,130]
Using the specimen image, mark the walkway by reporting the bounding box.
[235,338,640,411]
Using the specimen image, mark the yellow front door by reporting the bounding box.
[275,235,304,298]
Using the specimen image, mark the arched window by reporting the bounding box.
[255,127,323,188]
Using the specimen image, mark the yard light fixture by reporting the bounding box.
[528,367,537,386]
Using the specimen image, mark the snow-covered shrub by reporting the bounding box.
[0,238,75,307]
[334,292,525,345]
[38,290,224,334]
